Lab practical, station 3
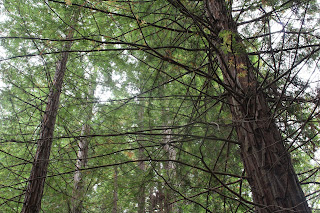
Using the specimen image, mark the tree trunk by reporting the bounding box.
[21,23,76,213]
[72,124,90,213]
[206,0,311,212]
[72,79,96,213]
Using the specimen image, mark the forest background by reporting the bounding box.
[0,0,320,212]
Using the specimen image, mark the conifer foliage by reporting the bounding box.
[0,0,320,212]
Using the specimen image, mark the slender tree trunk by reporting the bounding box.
[21,11,79,212]
[71,79,96,213]
[112,166,118,213]
[72,124,90,213]
[206,0,311,212]
[21,31,74,213]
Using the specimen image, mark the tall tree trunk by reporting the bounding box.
[21,22,76,213]
[71,79,96,213]
[205,0,311,212]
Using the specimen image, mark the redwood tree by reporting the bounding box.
[203,0,311,212]
[21,19,77,213]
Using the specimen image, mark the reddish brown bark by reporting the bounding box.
[21,32,74,213]
[206,0,311,212]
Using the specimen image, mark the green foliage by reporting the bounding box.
[0,0,319,212]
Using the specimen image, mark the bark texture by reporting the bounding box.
[21,47,72,213]
[206,0,311,212]
[21,29,75,213]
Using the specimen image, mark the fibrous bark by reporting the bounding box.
[205,0,311,212]
[21,23,76,213]
[21,43,73,213]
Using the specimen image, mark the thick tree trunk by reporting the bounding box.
[21,26,75,213]
[206,0,311,212]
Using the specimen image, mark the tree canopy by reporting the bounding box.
[0,0,320,212]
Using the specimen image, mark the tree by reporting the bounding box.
[202,0,311,211]
[0,0,320,212]
[21,12,78,212]
[72,74,96,213]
